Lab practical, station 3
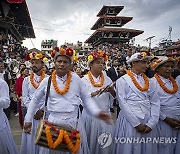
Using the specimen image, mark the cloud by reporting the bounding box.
[119,0,180,21]
[23,0,180,49]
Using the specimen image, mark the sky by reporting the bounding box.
[23,0,180,50]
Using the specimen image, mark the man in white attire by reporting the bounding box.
[81,50,115,154]
[113,52,160,154]
[20,51,48,154]
[23,47,112,154]
[151,56,180,154]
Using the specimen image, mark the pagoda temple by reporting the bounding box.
[85,5,144,46]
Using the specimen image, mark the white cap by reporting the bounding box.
[151,56,175,70]
[126,52,152,64]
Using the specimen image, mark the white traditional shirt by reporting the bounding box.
[151,75,180,120]
[25,73,101,124]
[116,72,160,128]
[0,78,10,130]
[22,73,48,109]
[82,73,114,112]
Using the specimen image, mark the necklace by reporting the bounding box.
[30,71,45,89]
[127,70,149,92]
[52,70,72,95]
[154,73,178,94]
[88,71,104,87]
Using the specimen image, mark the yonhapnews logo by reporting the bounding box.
[98,132,112,148]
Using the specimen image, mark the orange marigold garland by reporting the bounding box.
[127,70,149,92]
[154,73,178,94]
[52,70,72,95]
[45,126,54,149]
[45,126,64,149]
[45,126,81,152]
[88,71,104,87]
[30,71,45,89]
[53,130,64,149]
[64,130,81,153]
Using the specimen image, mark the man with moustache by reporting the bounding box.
[20,51,48,154]
[23,47,112,154]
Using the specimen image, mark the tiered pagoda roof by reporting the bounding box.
[97,5,124,17]
[91,16,133,30]
[85,5,144,46]
[85,27,143,46]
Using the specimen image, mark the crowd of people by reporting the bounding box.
[0,43,180,154]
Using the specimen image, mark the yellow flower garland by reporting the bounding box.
[88,55,93,61]
[88,71,104,87]
[127,70,149,92]
[52,70,72,95]
[154,73,178,94]
[30,71,45,89]
[45,126,81,152]
[29,52,48,63]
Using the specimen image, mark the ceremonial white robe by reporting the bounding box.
[0,78,18,154]
[113,72,160,154]
[81,73,114,154]
[25,73,102,154]
[20,73,48,154]
[151,75,180,154]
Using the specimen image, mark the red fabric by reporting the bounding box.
[24,53,31,61]
[7,0,24,3]
[15,76,24,96]
[15,76,24,128]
